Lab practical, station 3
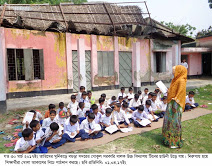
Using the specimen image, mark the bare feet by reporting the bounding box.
[146,124,151,127]
[47,146,52,150]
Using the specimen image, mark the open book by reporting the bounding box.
[136,119,151,127]
[22,112,34,124]
[105,125,133,134]
[89,124,102,135]
[156,80,168,94]
[66,131,77,139]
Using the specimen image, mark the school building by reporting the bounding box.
[181,35,212,78]
[0,3,193,113]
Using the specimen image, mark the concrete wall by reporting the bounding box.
[197,36,212,48]
[186,53,202,76]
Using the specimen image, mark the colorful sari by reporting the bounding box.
[162,65,187,148]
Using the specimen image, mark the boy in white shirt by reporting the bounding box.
[150,93,160,113]
[76,86,85,102]
[23,110,43,130]
[77,102,86,124]
[127,87,134,102]
[79,91,90,111]
[132,105,151,127]
[14,128,36,153]
[67,95,78,116]
[43,122,65,150]
[144,100,159,122]
[117,87,128,100]
[62,115,85,142]
[101,93,109,108]
[97,98,106,115]
[42,110,57,133]
[91,104,102,124]
[113,103,130,129]
[154,88,162,102]
[142,92,152,105]
[185,91,199,111]
[80,112,103,140]
[142,88,149,99]
[129,94,141,111]
[57,102,68,116]
[138,90,143,103]
[108,96,117,109]
[156,96,167,118]
[100,108,113,130]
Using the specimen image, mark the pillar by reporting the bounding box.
[0,27,7,113]
[77,38,87,89]
[132,42,141,92]
[114,36,119,88]
[91,35,98,90]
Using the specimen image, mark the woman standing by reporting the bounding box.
[162,65,187,148]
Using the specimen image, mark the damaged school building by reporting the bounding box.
[0,3,193,113]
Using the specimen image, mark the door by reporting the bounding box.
[202,53,212,75]
[72,50,92,92]
[119,52,132,87]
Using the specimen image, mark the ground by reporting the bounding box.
[0,84,211,153]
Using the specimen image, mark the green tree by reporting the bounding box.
[209,0,212,9]
[196,26,212,38]
[161,21,196,37]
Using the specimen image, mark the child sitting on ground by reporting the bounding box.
[77,102,86,124]
[91,104,102,124]
[87,91,95,105]
[138,90,143,103]
[154,88,162,102]
[62,115,85,142]
[132,105,151,128]
[185,91,199,111]
[155,96,167,118]
[80,112,103,140]
[129,94,141,111]
[14,128,36,153]
[121,102,133,123]
[67,95,78,116]
[117,96,124,105]
[23,110,42,130]
[100,108,113,130]
[108,96,117,109]
[144,100,159,122]
[127,87,134,102]
[150,93,160,113]
[113,103,130,129]
[76,86,85,102]
[42,110,57,133]
[30,120,45,152]
[101,93,109,108]
[117,87,128,100]
[57,102,68,117]
[97,98,106,115]
[43,122,65,150]
[142,88,149,99]
[142,92,153,105]
[79,91,90,111]
[44,104,56,118]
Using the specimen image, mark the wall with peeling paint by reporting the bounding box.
[5,28,67,93]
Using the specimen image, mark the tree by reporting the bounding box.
[196,26,212,38]
[209,0,212,9]
[161,21,196,37]
[0,0,87,5]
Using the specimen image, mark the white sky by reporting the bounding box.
[88,0,212,33]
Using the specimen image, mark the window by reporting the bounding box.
[97,51,114,77]
[154,52,166,73]
[7,49,44,81]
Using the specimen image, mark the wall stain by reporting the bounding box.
[94,75,115,86]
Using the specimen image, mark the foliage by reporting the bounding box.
[0,0,87,5]
[209,0,212,9]
[196,26,212,38]
[161,21,196,37]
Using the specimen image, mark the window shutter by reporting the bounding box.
[39,49,44,80]
[102,52,109,76]
[108,52,114,76]
[97,51,103,77]
[24,49,34,81]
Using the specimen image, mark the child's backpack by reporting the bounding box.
[59,109,66,118]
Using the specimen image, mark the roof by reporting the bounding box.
[0,3,146,36]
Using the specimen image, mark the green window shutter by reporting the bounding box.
[108,51,114,76]
[24,49,34,81]
[97,51,103,77]
[39,49,44,80]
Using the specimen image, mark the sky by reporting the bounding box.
[88,0,212,34]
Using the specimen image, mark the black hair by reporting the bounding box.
[144,88,149,91]
[162,96,167,100]
[115,103,121,108]
[118,96,123,100]
[50,122,59,131]
[111,96,116,100]
[79,102,84,109]
[88,112,95,119]
[134,94,139,99]
[189,91,195,95]
[29,110,36,115]
[87,90,92,94]
[49,104,56,110]
[99,97,105,104]
[80,86,85,90]
[146,100,151,105]
[138,90,142,94]
[121,87,125,91]
[148,92,153,96]
[151,93,157,97]
[70,115,78,124]
[59,102,64,107]
[22,128,33,138]
[91,104,98,111]
[82,91,87,96]
[50,110,56,115]
[30,120,39,129]
[129,87,133,91]
[155,88,160,93]
[101,93,106,98]
[137,105,144,111]
[106,108,112,114]
[71,95,76,99]
[122,102,128,108]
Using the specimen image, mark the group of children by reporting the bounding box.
[14,86,198,153]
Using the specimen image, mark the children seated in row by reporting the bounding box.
[127,87,134,102]
[100,108,113,130]
[129,94,141,111]
[117,87,128,100]
[185,91,199,111]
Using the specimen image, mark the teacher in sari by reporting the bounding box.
[162,65,187,148]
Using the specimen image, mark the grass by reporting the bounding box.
[0,85,211,153]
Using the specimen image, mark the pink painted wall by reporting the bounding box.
[197,36,212,48]
[186,53,202,75]
[5,28,67,93]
